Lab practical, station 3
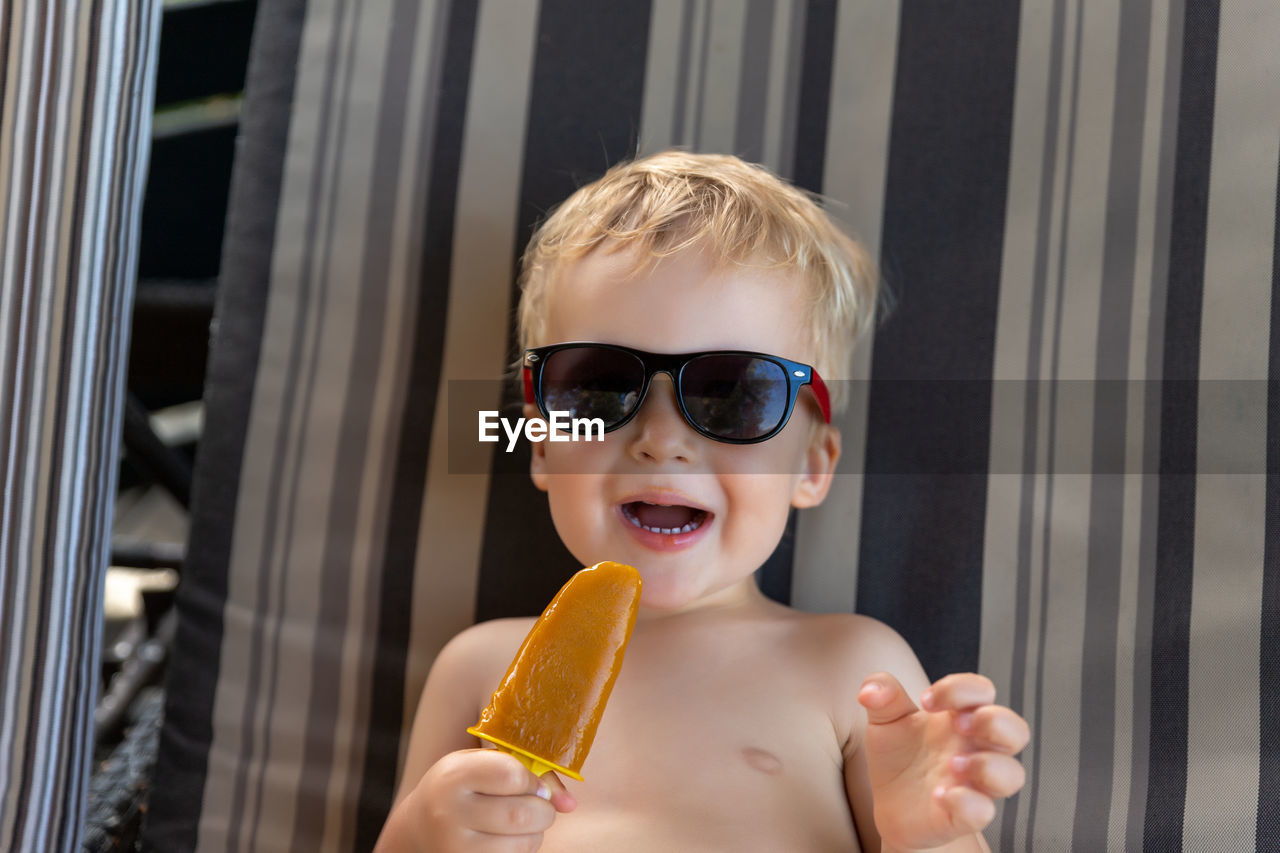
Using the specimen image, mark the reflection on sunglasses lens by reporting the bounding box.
[681,356,787,440]
[543,347,644,426]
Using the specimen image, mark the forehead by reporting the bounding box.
[543,245,814,361]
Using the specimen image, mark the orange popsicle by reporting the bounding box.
[467,561,642,781]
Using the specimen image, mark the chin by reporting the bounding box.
[630,570,700,612]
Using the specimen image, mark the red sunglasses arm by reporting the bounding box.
[523,366,535,405]
[809,372,832,423]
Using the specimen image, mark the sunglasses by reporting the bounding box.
[522,342,830,444]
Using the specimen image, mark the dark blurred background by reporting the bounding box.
[132,0,257,411]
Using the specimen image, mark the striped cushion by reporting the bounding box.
[145,0,1280,850]
[0,1,162,851]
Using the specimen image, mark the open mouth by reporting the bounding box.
[620,500,711,535]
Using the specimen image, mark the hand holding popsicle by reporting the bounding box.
[858,672,1029,851]
[397,748,573,852]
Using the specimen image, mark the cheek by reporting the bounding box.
[720,475,800,541]
[714,430,813,481]
[543,473,609,552]
[544,473,596,516]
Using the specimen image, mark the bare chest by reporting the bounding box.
[535,641,862,851]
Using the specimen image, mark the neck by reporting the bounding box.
[634,576,778,625]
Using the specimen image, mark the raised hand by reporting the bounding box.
[858,672,1029,852]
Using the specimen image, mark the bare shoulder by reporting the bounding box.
[414,619,535,710]
[425,616,537,706]
[784,610,922,676]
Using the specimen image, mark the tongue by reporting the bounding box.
[633,503,697,529]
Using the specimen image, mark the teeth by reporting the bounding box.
[623,505,704,535]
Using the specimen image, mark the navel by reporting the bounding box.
[741,746,784,775]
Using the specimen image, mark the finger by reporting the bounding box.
[920,673,996,713]
[465,749,545,797]
[933,784,996,834]
[537,770,577,813]
[950,752,1027,799]
[954,706,1031,754]
[463,789,556,837]
[858,672,919,726]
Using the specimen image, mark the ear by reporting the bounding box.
[526,402,549,492]
[791,423,841,509]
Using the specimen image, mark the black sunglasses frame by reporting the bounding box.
[522,342,831,445]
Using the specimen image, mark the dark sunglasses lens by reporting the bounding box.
[540,347,645,426]
[680,355,789,440]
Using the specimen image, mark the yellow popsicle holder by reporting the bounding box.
[467,727,585,782]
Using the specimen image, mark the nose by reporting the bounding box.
[626,374,697,464]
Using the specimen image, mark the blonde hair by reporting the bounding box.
[516,150,879,413]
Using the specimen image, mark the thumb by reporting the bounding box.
[536,771,577,814]
[858,671,920,726]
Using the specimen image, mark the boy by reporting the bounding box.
[376,151,1029,852]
